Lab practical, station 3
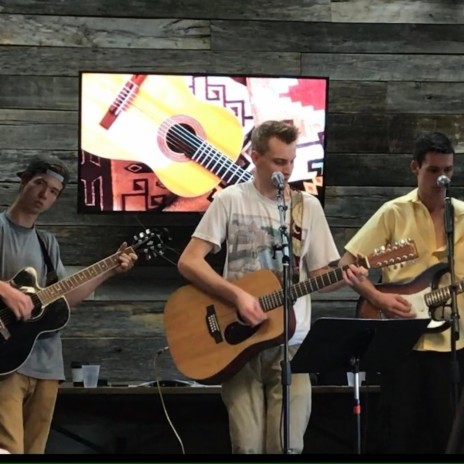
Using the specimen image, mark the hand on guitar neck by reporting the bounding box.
[340,253,415,320]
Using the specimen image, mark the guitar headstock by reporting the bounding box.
[131,228,169,261]
[360,239,418,269]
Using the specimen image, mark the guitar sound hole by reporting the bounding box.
[224,322,259,345]
[165,123,197,158]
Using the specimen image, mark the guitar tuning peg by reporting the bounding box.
[143,249,153,260]
[162,227,173,241]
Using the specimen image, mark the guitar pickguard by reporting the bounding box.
[224,321,259,346]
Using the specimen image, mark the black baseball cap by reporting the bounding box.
[17,154,70,187]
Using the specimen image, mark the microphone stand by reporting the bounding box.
[273,184,293,454]
[444,186,460,413]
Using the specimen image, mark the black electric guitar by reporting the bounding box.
[0,229,163,376]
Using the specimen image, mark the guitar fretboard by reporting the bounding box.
[258,266,349,312]
[191,141,252,185]
[38,248,134,306]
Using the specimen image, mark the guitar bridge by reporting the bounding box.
[206,305,223,344]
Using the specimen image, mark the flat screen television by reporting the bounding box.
[78,72,328,213]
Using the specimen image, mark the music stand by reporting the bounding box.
[291,317,430,454]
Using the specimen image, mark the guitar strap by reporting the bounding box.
[36,231,59,286]
[289,188,303,284]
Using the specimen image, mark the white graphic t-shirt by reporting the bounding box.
[193,181,340,345]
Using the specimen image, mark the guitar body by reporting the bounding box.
[164,269,296,385]
[81,73,244,197]
[356,263,450,333]
[0,267,70,376]
[164,240,419,384]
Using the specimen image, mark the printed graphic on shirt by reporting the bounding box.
[227,213,287,281]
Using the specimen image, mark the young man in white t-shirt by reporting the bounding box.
[178,120,365,453]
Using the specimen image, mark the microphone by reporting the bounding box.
[271,171,285,191]
[437,175,451,187]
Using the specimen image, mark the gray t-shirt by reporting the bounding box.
[0,212,67,380]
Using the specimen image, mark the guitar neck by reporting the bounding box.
[37,247,134,306]
[191,141,252,185]
[258,266,348,312]
[425,279,464,307]
[254,241,417,312]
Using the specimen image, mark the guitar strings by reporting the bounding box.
[84,76,253,183]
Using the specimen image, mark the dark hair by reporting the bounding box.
[251,120,299,154]
[413,132,454,166]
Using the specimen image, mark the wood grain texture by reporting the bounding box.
[61,336,183,383]
[325,154,464,186]
[326,114,464,153]
[0,15,210,49]
[386,82,464,114]
[331,0,464,24]
[212,21,464,54]
[0,0,331,21]
[0,46,301,76]
[0,76,78,110]
[301,53,464,81]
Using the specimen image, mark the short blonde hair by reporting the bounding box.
[251,120,299,154]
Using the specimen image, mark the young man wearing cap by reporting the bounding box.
[0,154,138,454]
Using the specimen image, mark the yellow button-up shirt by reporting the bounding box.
[346,189,464,351]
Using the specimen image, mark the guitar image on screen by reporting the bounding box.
[81,73,252,197]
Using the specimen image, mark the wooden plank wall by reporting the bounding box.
[1,0,464,383]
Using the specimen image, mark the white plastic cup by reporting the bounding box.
[82,364,100,388]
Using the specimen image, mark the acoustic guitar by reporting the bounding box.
[0,229,161,376]
[164,239,418,385]
[81,73,251,197]
[357,262,455,333]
